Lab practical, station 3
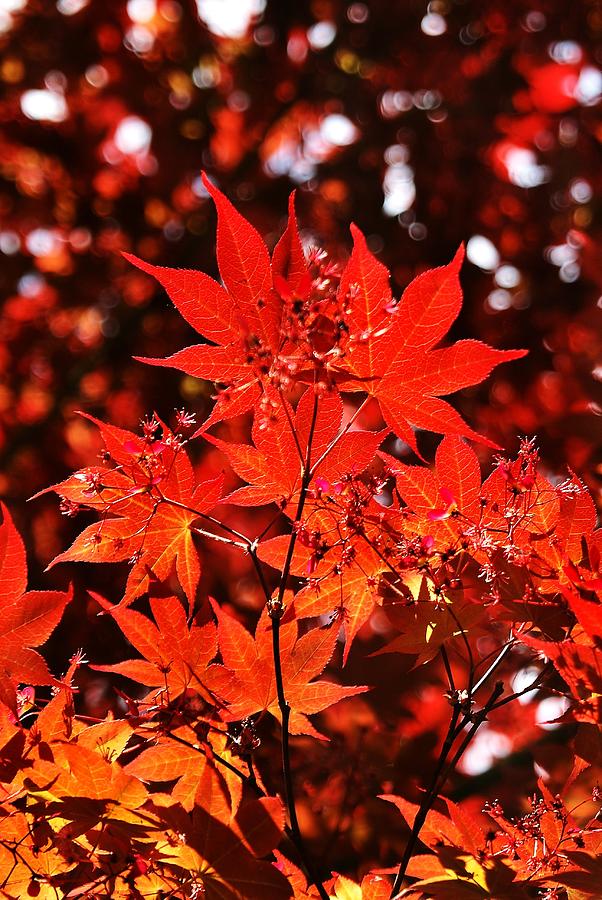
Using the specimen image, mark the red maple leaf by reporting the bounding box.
[43,415,223,608]
[209,386,386,509]
[209,600,367,739]
[334,232,527,452]
[0,502,71,711]
[125,174,290,430]
[384,435,483,549]
[125,178,524,453]
[90,593,221,704]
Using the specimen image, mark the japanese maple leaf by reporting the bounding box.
[150,798,292,900]
[384,434,483,550]
[126,179,524,450]
[373,574,485,667]
[334,230,527,453]
[380,794,527,898]
[0,502,71,707]
[390,436,581,584]
[209,387,386,509]
[209,600,367,739]
[124,174,293,431]
[260,528,388,665]
[43,414,223,608]
[533,473,598,577]
[90,593,221,705]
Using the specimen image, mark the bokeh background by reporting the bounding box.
[1,0,601,876]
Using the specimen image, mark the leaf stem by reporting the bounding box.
[472,639,513,695]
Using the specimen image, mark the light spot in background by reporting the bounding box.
[56,0,88,13]
[228,89,250,111]
[495,264,521,288]
[307,20,336,50]
[523,10,546,32]
[511,666,541,704]
[536,695,570,730]
[124,24,154,53]
[114,116,152,155]
[409,222,427,240]
[0,0,26,28]
[574,66,602,105]
[319,113,358,146]
[486,289,512,312]
[545,240,581,282]
[127,0,156,22]
[192,57,221,89]
[264,113,358,182]
[558,262,580,283]
[460,726,512,776]
[534,760,551,781]
[18,273,46,297]
[546,243,577,266]
[21,89,68,122]
[569,178,593,203]
[195,0,266,40]
[466,235,500,271]
[382,144,415,217]
[413,89,441,110]
[0,231,20,255]
[253,24,274,46]
[85,64,109,88]
[347,3,369,24]
[0,0,27,11]
[287,30,308,64]
[25,228,61,257]
[191,175,210,198]
[504,146,550,188]
[421,12,446,36]
[379,90,413,118]
[549,40,583,65]
[263,139,312,182]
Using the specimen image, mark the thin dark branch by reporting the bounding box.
[278,386,305,467]
[441,645,455,693]
[489,661,553,711]
[390,681,505,899]
[270,389,329,900]
[389,701,461,898]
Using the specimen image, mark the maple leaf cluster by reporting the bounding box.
[1,183,602,899]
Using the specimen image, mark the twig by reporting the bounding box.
[390,681,505,899]
[489,661,553,711]
[269,389,329,900]
[440,645,455,693]
[390,701,462,898]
